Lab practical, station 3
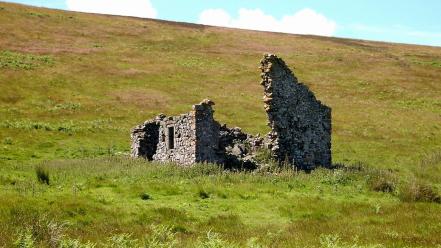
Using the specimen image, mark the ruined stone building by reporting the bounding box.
[131,54,332,170]
[131,99,222,165]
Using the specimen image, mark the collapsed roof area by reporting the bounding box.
[131,54,332,170]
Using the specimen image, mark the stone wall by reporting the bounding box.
[194,99,222,164]
[131,54,332,170]
[131,119,159,160]
[260,54,332,170]
[152,112,197,165]
[131,100,223,166]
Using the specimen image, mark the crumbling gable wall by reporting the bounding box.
[260,54,332,170]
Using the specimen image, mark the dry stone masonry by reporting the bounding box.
[132,99,220,165]
[260,54,332,170]
[131,54,332,170]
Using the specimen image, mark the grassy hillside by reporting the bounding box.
[1,2,440,167]
[0,2,441,247]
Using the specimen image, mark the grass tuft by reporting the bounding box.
[107,234,138,248]
[144,225,178,248]
[14,229,35,248]
[399,180,441,203]
[3,137,13,145]
[197,189,210,199]
[59,238,96,248]
[140,193,152,201]
[196,231,236,248]
[421,150,441,167]
[319,234,384,248]
[35,166,50,185]
[367,169,396,193]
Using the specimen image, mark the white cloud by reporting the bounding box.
[198,9,232,27]
[66,0,157,18]
[198,8,336,36]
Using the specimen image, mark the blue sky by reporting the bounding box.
[4,0,441,47]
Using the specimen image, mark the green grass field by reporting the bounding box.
[0,2,441,247]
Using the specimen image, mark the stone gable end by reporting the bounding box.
[131,54,332,170]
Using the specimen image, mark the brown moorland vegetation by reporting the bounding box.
[0,2,440,247]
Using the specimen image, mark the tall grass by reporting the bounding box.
[399,180,441,203]
[12,223,390,248]
[1,157,440,247]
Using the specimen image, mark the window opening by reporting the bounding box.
[168,126,175,149]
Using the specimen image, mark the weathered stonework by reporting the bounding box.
[131,54,332,170]
[131,99,221,165]
[260,54,332,170]
[131,119,159,160]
